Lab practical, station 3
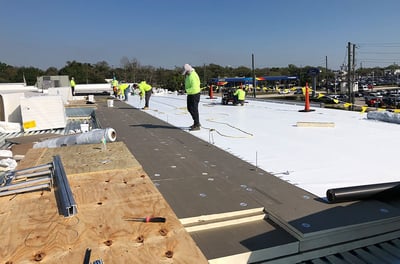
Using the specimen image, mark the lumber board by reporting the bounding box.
[0,142,207,263]
[296,121,335,127]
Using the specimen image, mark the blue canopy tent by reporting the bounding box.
[211,76,298,86]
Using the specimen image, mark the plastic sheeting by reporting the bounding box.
[326,181,400,203]
[367,111,400,124]
[33,128,116,149]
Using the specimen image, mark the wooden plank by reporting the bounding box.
[185,214,266,233]
[296,121,335,127]
[1,142,207,263]
[180,207,265,226]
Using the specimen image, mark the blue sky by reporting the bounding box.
[2,0,400,71]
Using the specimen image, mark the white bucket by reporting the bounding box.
[88,95,94,102]
[107,99,114,107]
[80,123,89,133]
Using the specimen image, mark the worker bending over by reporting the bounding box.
[138,80,152,110]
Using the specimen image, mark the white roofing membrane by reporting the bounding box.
[125,92,400,200]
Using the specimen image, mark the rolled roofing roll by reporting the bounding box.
[326,181,400,203]
[33,128,117,149]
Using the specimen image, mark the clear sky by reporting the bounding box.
[2,0,400,71]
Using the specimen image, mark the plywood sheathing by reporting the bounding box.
[8,133,63,157]
[17,142,141,175]
[0,142,207,263]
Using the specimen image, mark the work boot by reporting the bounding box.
[190,123,201,129]
[142,107,149,110]
[189,125,200,131]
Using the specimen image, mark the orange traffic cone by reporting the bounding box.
[209,84,214,99]
[299,82,315,112]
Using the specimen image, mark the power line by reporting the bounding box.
[356,43,400,48]
[354,42,400,67]
[358,51,400,55]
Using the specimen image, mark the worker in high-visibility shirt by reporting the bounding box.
[233,86,246,106]
[138,80,152,110]
[112,78,119,97]
[118,83,130,101]
[70,77,76,96]
[182,63,201,131]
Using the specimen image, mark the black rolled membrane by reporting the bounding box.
[326,181,400,203]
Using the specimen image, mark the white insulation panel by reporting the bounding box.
[20,95,67,131]
[0,93,24,123]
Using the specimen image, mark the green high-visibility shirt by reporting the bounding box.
[184,70,201,95]
[234,89,246,100]
[119,83,129,92]
[138,81,152,98]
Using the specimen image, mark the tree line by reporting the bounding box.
[1,57,398,91]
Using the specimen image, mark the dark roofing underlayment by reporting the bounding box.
[4,97,400,263]
[93,97,400,263]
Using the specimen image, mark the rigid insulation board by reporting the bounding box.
[0,93,24,122]
[20,95,67,131]
[48,86,72,103]
[75,83,112,94]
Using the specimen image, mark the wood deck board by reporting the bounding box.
[0,142,207,263]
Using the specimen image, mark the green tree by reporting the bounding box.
[0,62,20,83]
[17,67,44,85]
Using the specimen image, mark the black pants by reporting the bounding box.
[187,93,200,126]
[145,90,152,107]
[234,95,244,105]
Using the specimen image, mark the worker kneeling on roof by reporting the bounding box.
[233,86,246,106]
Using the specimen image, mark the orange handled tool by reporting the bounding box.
[124,217,166,223]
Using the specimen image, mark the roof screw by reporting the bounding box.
[380,208,389,213]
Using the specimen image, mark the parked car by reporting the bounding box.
[318,96,339,104]
[364,92,382,103]
[382,96,400,108]
[366,97,383,107]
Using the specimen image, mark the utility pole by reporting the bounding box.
[347,42,352,105]
[347,42,356,110]
[325,56,328,94]
[352,43,356,108]
[252,54,256,98]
